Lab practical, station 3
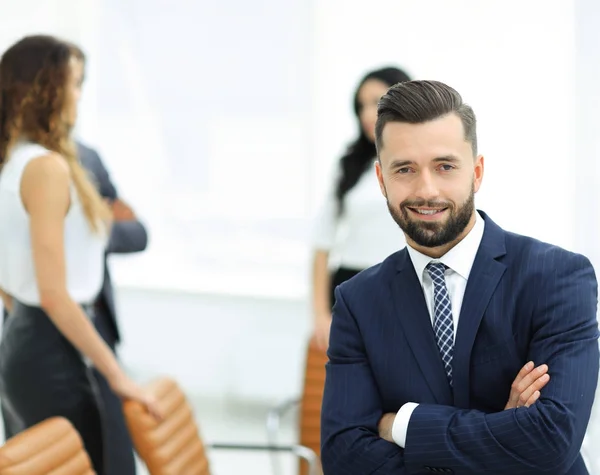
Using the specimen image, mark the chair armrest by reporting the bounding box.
[264,398,302,475]
[207,442,318,475]
[267,398,301,418]
[266,397,300,442]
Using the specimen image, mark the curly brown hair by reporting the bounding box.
[0,35,109,232]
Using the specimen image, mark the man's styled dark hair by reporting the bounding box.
[375,80,477,156]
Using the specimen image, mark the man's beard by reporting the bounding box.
[386,186,475,248]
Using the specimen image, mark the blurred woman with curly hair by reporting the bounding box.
[0,35,159,474]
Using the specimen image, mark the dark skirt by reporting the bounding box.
[330,266,363,308]
[0,301,106,473]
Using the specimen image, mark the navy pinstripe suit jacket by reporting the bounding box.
[321,211,599,474]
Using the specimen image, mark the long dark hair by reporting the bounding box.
[335,66,411,215]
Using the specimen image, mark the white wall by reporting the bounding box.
[114,286,310,404]
[0,0,91,48]
[83,0,315,300]
[311,0,577,251]
[88,0,580,299]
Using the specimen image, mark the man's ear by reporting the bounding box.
[473,154,484,193]
[375,160,387,198]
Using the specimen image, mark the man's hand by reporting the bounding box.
[105,198,136,222]
[377,362,549,445]
[505,361,550,409]
[377,361,550,444]
[378,412,397,443]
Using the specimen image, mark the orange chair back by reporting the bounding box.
[123,378,210,475]
[0,417,94,475]
[298,342,328,475]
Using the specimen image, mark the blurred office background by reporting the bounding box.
[0,0,599,473]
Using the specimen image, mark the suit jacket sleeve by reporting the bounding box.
[85,146,118,201]
[321,286,407,474]
[85,148,149,254]
[404,251,600,474]
[107,220,148,254]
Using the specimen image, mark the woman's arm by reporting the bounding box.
[0,288,13,314]
[21,153,125,384]
[312,249,331,315]
[310,167,340,351]
[312,249,332,350]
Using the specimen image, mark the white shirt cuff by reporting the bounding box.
[391,402,419,448]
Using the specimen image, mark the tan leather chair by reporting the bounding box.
[0,417,95,475]
[124,377,319,475]
[123,378,210,475]
[267,340,328,475]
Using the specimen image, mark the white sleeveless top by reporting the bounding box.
[0,142,107,305]
[312,162,406,269]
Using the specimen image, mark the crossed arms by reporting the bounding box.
[105,198,148,254]
[86,148,148,255]
[321,254,599,474]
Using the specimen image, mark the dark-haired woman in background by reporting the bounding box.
[311,67,411,351]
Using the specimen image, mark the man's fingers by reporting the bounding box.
[512,364,548,394]
[506,362,549,409]
[505,362,550,410]
[507,361,537,406]
[523,390,541,408]
[514,361,535,383]
[517,373,550,407]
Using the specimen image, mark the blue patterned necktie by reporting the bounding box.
[426,262,454,387]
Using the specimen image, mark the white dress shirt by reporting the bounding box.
[313,162,406,269]
[391,211,485,448]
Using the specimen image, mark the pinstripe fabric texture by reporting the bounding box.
[321,211,599,475]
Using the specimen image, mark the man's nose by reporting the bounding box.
[414,170,440,202]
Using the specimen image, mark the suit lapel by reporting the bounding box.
[452,212,507,408]
[392,250,454,405]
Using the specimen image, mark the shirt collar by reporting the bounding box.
[407,211,485,286]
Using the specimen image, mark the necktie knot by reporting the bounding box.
[426,261,447,280]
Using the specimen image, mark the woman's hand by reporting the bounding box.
[109,374,163,420]
[312,312,332,352]
[0,288,13,314]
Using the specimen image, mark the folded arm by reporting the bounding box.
[321,286,407,474]
[82,146,148,255]
[107,218,148,254]
[403,252,600,474]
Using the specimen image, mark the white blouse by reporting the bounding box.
[0,142,107,305]
[312,161,406,270]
